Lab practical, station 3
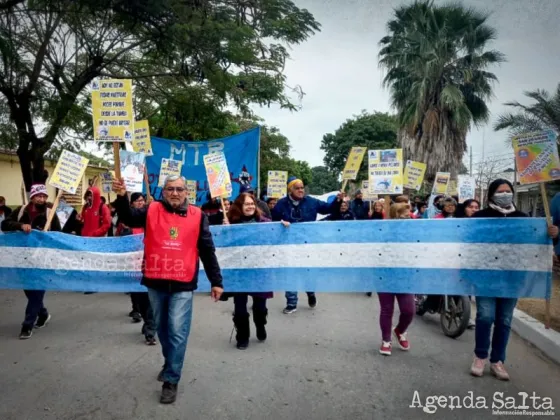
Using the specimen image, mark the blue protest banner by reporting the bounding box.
[146,127,260,205]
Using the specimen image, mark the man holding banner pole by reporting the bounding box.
[272,176,344,314]
[112,174,223,404]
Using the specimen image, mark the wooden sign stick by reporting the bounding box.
[44,190,63,231]
[113,142,122,179]
[540,183,553,329]
[341,179,348,193]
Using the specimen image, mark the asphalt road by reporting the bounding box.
[0,291,559,420]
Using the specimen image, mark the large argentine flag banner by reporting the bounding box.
[0,219,552,298]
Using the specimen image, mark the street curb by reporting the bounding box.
[512,308,560,365]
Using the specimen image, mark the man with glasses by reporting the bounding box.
[271,176,344,314]
[113,175,223,404]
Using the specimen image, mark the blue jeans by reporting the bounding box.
[148,288,193,384]
[23,290,48,328]
[285,291,315,307]
[474,297,517,363]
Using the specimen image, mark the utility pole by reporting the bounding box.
[480,130,485,202]
[469,146,473,177]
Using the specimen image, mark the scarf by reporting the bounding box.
[488,201,517,215]
[288,195,301,207]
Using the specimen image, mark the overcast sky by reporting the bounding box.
[251,0,560,173]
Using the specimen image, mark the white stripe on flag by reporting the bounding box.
[0,243,551,273]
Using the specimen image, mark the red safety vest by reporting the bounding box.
[143,201,202,283]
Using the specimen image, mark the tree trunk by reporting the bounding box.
[16,133,47,192]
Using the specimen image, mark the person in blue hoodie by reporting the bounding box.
[271,176,344,314]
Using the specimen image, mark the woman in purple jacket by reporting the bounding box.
[224,193,273,349]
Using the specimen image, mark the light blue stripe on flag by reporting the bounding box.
[0,219,553,297]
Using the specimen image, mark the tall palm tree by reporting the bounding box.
[378,0,505,177]
[494,84,560,141]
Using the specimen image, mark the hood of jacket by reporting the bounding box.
[86,186,102,210]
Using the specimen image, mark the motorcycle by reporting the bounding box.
[414,294,471,338]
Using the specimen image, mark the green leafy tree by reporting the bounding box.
[308,166,339,194]
[0,0,320,191]
[321,111,398,181]
[378,0,505,178]
[494,84,560,141]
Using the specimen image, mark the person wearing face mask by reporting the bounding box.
[1,184,61,339]
[469,179,558,381]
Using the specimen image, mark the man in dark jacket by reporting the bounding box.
[271,176,343,314]
[0,195,12,230]
[113,174,223,404]
[1,184,61,339]
[350,190,369,220]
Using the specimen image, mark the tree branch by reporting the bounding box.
[99,71,182,79]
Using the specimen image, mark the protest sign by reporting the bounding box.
[432,172,451,194]
[92,79,134,142]
[158,158,183,187]
[457,176,476,203]
[49,150,89,195]
[132,120,152,156]
[367,149,404,195]
[203,152,232,198]
[186,180,197,205]
[448,180,458,196]
[100,172,113,193]
[403,160,427,191]
[342,147,367,180]
[120,150,145,193]
[267,171,288,198]
[513,129,560,184]
[360,181,378,201]
[55,200,75,230]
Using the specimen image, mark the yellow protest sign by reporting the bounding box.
[186,180,197,205]
[448,180,458,196]
[342,147,367,180]
[48,150,89,195]
[513,130,560,184]
[158,158,183,187]
[92,79,134,142]
[432,172,451,194]
[403,160,427,191]
[367,149,404,194]
[132,120,152,156]
[203,152,232,198]
[267,170,288,198]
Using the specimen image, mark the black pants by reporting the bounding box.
[130,292,156,337]
[233,294,267,316]
[23,290,48,328]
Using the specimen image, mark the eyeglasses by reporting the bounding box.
[164,187,185,193]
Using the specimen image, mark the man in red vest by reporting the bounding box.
[113,175,223,404]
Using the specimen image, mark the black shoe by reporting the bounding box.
[366,292,372,297]
[308,294,317,308]
[283,305,297,314]
[253,309,268,342]
[131,311,142,323]
[84,292,96,294]
[233,313,250,350]
[19,327,33,339]
[35,313,51,329]
[160,382,178,404]
[145,335,157,346]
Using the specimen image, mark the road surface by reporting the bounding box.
[0,291,558,420]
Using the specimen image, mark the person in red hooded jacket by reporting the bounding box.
[79,186,111,237]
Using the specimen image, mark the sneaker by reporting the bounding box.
[490,362,510,381]
[283,305,297,314]
[19,327,33,339]
[35,314,51,329]
[393,328,410,351]
[145,335,157,346]
[308,294,317,308]
[470,357,486,377]
[467,319,476,329]
[379,341,392,356]
[160,382,178,404]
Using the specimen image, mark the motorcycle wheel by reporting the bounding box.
[440,296,471,338]
[415,295,427,316]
